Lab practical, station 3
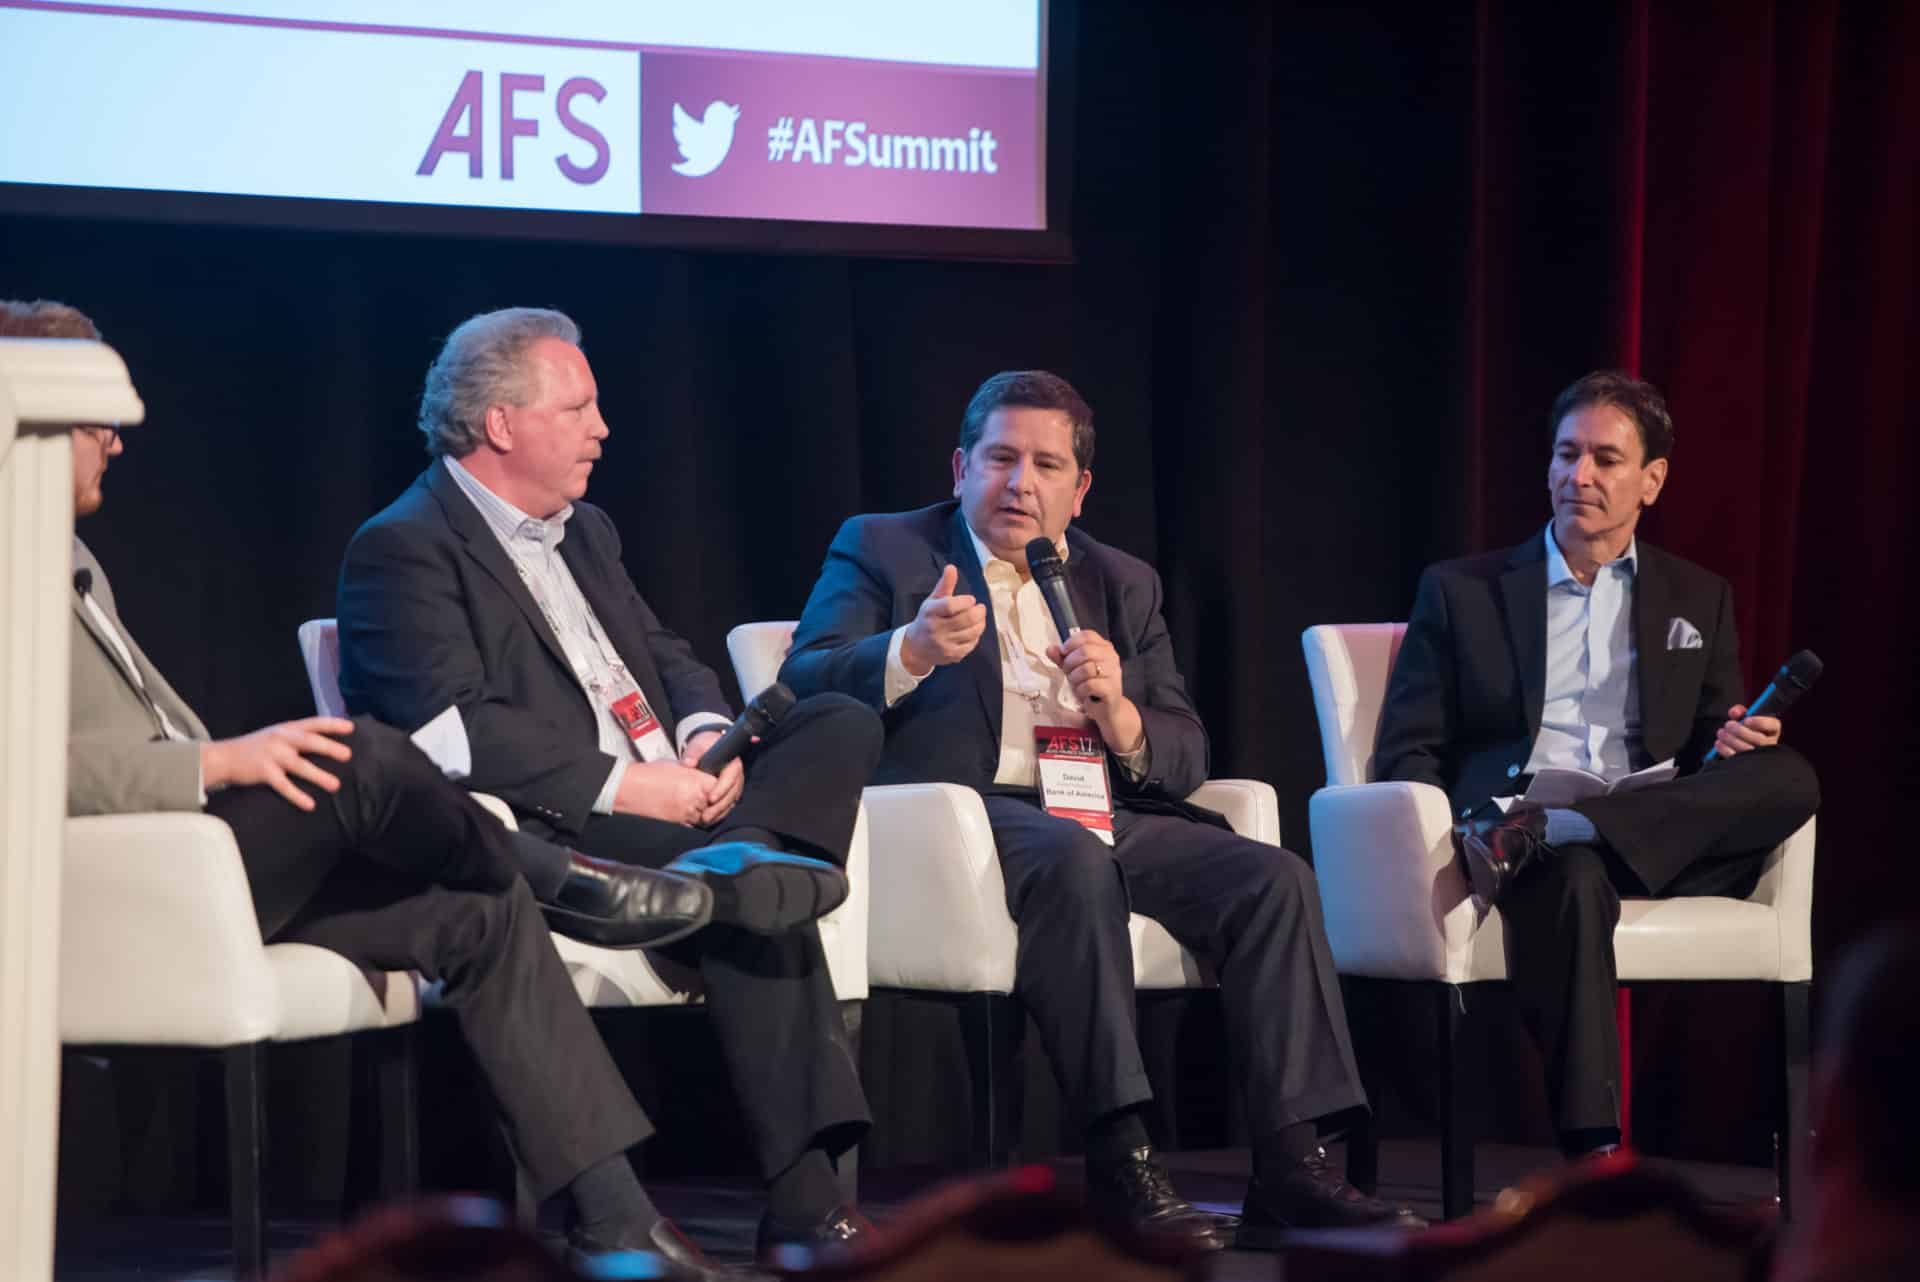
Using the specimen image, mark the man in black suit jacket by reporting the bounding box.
[1375,370,1820,1156]
[783,370,1421,1249]
[336,308,882,1268]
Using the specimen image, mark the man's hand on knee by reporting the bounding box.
[202,716,355,811]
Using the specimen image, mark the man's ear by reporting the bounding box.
[952,447,967,496]
[483,404,514,452]
[1640,456,1669,509]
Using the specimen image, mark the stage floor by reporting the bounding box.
[53,1139,1782,1280]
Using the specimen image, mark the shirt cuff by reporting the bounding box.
[1114,737,1151,783]
[593,759,626,816]
[675,713,732,755]
[885,626,928,708]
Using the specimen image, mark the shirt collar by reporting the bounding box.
[1543,520,1636,589]
[446,455,572,554]
[964,522,1068,588]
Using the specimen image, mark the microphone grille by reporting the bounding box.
[1783,650,1823,689]
[1024,537,1065,577]
[753,681,798,720]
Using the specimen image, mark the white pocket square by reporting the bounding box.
[1666,617,1703,650]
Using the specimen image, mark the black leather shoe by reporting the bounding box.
[1086,1146,1234,1252]
[1452,803,1550,905]
[665,843,849,935]
[755,1204,875,1268]
[541,853,713,950]
[565,1217,728,1281]
[1235,1148,1428,1249]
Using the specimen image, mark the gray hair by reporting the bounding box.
[418,307,581,458]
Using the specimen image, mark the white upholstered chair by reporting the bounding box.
[296,618,872,1011]
[726,620,1282,1161]
[1301,622,1815,1219]
[63,813,420,1279]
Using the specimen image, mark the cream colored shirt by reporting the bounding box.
[883,526,1149,788]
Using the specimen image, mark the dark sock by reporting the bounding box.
[509,830,576,901]
[1085,1106,1153,1166]
[1253,1121,1321,1181]
[766,1148,840,1226]
[711,824,782,850]
[1560,1126,1622,1158]
[569,1152,660,1238]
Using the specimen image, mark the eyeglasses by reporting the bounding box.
[79,423,121,449]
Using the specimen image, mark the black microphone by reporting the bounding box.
[1702,649,1823,766]
[1025,537,1102,704]
[74,568,92,596]
[696,681,797,775]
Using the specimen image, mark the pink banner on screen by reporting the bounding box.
[640,49,1041,229]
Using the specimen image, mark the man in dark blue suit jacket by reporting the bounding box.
[1375,371,1820,1157]
[784,370,1421,1249]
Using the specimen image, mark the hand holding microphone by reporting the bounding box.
[1704,650,1823,766]
[901,563,987,675]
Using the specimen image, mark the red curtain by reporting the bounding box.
[1463,0,1920,1155]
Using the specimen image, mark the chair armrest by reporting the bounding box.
[860,783,1017,993]
[1748,816,1816,983]
[816,802,871,1000]
[1187,778,1281,846]
[1308,782,1473,980]
[62,813,280,1047]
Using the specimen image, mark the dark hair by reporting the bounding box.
[959,370,1095,471]
[0,299,103,341]
[1818,924,1920,1195]
[1549,371,1675,463]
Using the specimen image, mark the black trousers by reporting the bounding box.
[559,692,880,1178]
[206,717,651,1201]
[984,796,1366,1140]
[1498,745,1821,1133]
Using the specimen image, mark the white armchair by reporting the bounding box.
[63,813,420,1279]
[727,621,1281,1161]
[1301,623,1815,1219]
[296,619,872,1011]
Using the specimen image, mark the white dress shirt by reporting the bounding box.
[1523,522,1647,782]
[445,457,728,813]
[883,525,1149,788]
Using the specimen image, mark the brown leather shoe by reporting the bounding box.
[1452,804,1550,905]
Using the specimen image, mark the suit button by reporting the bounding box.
[1506,764,1521,779]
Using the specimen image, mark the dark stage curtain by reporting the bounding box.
[11,0,1915,1209]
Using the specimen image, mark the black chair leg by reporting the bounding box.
[1436,984,1474,1221]
[376,1024,420,1198]
[225,1042,269,1282]
[837,999,863,1203]
[961,993,1021,1168]
[1342,976,1381,1194]
[1776,980,1811,1219]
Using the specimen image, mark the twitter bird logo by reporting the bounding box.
[671,100,741,177]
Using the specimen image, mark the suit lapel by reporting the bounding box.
[1498,534,1549,738]
[948,508,1003,745]
[427,461,574,681]
[558,528,678,728]
[1063,528,1110,641]
[71,540,209,740]
[1631,545,1679,753]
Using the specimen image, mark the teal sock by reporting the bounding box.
[1544,808,1598,848]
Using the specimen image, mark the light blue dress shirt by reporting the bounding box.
[1523,522,1647,783]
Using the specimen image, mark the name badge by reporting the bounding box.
[607,679,674,762]
[1035,725,1115,845]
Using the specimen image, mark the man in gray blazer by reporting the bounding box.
[16,296,742,1279]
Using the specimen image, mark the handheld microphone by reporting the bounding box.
[1702,650,1823,766]
[1025,537,1102,704]
[74,568,92,596]
[696,681,797,775]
